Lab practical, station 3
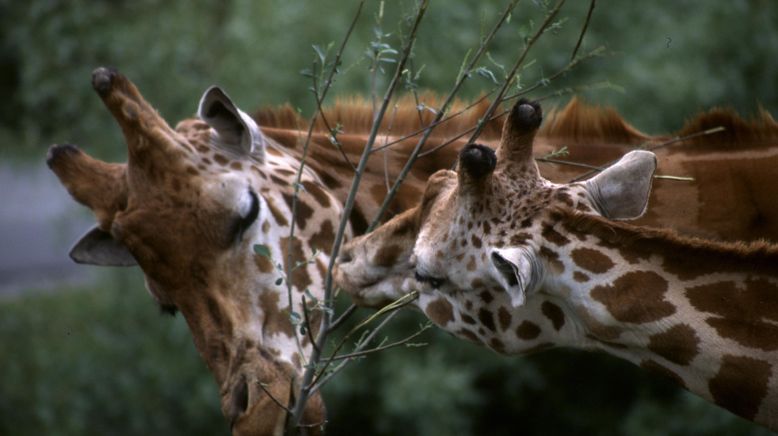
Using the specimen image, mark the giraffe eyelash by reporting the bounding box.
[414,270,445,288]
[232,189,260,241]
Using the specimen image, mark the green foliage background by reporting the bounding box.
[2,0,777,435]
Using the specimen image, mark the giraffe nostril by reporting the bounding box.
[339,251,353,264]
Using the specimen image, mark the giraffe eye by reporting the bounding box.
[414,270,445,288]
[231,189,259,241]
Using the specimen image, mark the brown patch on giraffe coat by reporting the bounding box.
[213,153,229,166]
[471,234,483,248]
[647,324,700,366]
[254,251,274,273]
[573,271,590,283]
[229,161,243,171]
[265,196,289,226]
[280,236,311,292]
[425,297,454,326]
[640,359,686,389]
[570,247,614,274]
[541,301,565,331]
[282,193,313,230]
[590,271,675,324]
[478,308,497,332]
[301,181,331,208]
[541,225,570,246]
[709,354,771,421]
[310,220,334,252]
[270,174,288,186]
[686,278,778,351]
[497,306,512,331]
[516,321,541,340]
[489,337,506,353]
[373,244,402,267]
[258,291,295,338]
[457,328,480,343]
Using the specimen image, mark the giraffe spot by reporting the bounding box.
[315,258,327,281]
[229,161,243,170]
[254,251,274,273]
[541,225,570,246]
[265,196,289,226]
[270,175,289,186]
[373,244,402,267]
[570,247,615,274]
[709,354,771,421]
[424,297,455,326]
[510,232,532,245]
[213,153,229,166]
[647,324,700,366]
[470,278,485,290]
[489,337,506,353]
[319,171,342,189]
[516,321,541,340]
[349,205,369,235]
[302,181,331,208]
[573,271,590,283]
[479,291,494,304]
[282,193,313,230]
[457,328,480,343]
[369,183,387,207]
[590,271,675,324]
[466,256,476,271]
[462,313,477,325]
[310,220,334,252]
[686,278,778,351]
[258,291,295,338]
[471,234,483,248]
[497,306,512,331]
[261,220,270,233]
[281,236,311,292]
[541,301,565,331]
[640,359,686,389]
[276,169,295,177]
[478,308,497,332]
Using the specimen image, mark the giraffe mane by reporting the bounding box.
[539,97,652,145]
[555,207,778,270]
[254,93,505,140]
[675,106,778,147]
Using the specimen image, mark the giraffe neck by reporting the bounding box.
[542,209,778,426]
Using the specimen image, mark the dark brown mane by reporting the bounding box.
[675,107,778,147]
[539,97,651,146]
[253,93,504,140]
[556,207,778,276]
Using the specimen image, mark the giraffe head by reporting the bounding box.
[47,68,337,434]
[335,99,656,352]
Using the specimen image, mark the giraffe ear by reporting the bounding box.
[584,150,656,220]
[69,225,137,266]
[198,86,266,160]
[489,247,541,308]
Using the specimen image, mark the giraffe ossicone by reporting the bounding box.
[335,99,778,430]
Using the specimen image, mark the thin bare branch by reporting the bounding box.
[291,1,429,426]
[328,303,358,333]
[571,0,596,61]
[568,125,727,182]
[328,323,431,362]
[369,0,522,227]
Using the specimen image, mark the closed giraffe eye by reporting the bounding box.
[414,270,445,288]
[231,188,260,241]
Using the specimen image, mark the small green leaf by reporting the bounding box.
[253,244,272,258]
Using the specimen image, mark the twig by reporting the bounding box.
[654,175,694,181]
[328,324,431,362]
[369,0,522,228]
[537,157,600,170]
[328,303,357,333]
[568,125,726,182]
[301,296,320,355]
[290,1,429,427]
[256,380,293,414]
[570,0,596,61]
[466,0,567,144]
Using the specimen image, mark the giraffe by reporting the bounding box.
[334,99,778,430]
[533,97,778,242]
[46,68,503,434]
